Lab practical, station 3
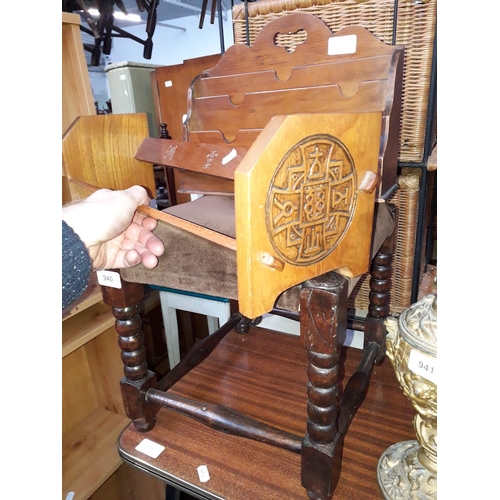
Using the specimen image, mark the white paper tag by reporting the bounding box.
[97,270,122,289]
[197,465,210,482]
[328,34,357,56]
[222,148,237,165]
[135,438,165,459]
[65,493,75,500]
[408,349,437,384]
[164,80,173,87]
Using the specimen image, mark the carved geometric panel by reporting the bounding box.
[266,134,357,265]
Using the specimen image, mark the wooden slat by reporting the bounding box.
[66,177,237,251]
[187,129,261,148]
[62,300,116,358]
[195,55,393,102]
[190,81,387,141]
[136,138,248,179]
[118,327,415,499]
[176,170,235,196]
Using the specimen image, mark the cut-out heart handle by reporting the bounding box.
[273,28,307,53]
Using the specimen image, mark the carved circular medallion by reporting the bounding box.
[265,134,357,265]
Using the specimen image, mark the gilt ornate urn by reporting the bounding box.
[377,291,437,500]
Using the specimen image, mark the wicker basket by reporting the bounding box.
[232,0,436,164]
[346,172,420,315]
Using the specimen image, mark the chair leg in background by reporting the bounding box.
[364,224,395,362]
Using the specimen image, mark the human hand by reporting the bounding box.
[62,186,165,270]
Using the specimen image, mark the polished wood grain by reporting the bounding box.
[234,112,382,318]
[62,12,95,135]
[150,53,222,205]
[62,114,157,201]
[180,18,403,198]
[136,138,248,180]
[118,326,415,499]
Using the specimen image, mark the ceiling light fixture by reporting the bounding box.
[87,8,142,22]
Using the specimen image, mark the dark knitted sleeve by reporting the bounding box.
[62,220,93,309]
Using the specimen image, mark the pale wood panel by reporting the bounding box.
[62,408,129,500]
[89,463,166,500]
[62,12,96,205]
[62,300,116,358]
[62,12,95,136]
[86,325,127,418]
[62,114,156,200]
[235,112,382,318]
[62,347,99,435]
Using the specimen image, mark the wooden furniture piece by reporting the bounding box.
[231,0,437,313]
[150,53,222,205]
[67,12,404,499]
[62,275,165,500]
[151,285,233,368]
[61,41,165,495]
[62,113,156,202]
[118,326,416,499]
[62,11,96,206]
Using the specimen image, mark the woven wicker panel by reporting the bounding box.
[347,172,420,315]
[232,0,436,163]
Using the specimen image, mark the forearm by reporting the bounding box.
[62,220,93,309]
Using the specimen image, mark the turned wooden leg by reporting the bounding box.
[364,228,394,363]
[101,278,161,432]
[300,272,347,500]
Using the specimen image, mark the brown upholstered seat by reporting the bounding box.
[121,194,396,313]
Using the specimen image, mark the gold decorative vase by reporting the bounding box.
[377,292,437,499]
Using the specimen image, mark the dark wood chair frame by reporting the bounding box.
[96,13,404,499]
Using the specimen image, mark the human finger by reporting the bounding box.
[133,212,158,231]
[124,185,151,208]
[125,222,165,257]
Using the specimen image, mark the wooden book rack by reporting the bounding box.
[64,11,405,499]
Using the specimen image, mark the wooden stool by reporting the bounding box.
[150,285,232,368]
